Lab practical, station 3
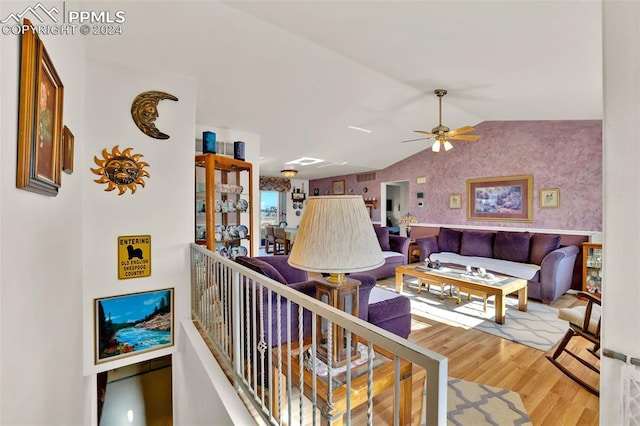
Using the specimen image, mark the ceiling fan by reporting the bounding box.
[402,89,480,152]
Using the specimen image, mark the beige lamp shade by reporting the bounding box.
[288,195,384,274]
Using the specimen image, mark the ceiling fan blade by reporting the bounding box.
[448,134,480,141]
[447,126,476,136]
[401,137,432,143]
[414,130,438,137]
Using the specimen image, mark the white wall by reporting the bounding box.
[81,60,195,426]
[601,2,640,422]
[0,1,89,423]
[173,321,255,426]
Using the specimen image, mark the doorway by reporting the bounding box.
[381,180,409,234]
[98,355,172,426]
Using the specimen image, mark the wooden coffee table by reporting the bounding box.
[396,264,528,324]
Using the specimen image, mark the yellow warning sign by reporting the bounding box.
[118,235,151,279]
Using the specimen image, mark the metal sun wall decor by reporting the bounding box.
[91,145,150,195]
[130,90,178,139]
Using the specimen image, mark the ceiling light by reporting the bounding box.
[281,169,299,178]
[347,125,372,134]
[431,140,441,153]
[286,157,323,166]
[443,140,454,151]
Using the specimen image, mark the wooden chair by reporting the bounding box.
[264,226,276,254]
[546,291,601,395]
[273,227,291,255]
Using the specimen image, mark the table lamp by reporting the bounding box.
[288,195,384,367]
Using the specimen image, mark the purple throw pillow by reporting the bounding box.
[437,228,462,253]
[493,231,531,263]
[374,226,391,251]
[235,256,287,284]
[529,234,561,265]
[460,231,495,258]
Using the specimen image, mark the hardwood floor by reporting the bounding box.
[375,276,600,425]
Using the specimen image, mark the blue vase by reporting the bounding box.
[203,131,216,153]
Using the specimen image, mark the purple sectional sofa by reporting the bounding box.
[415,228,579,303]
[235,255,411,342]
[363,226,411,279]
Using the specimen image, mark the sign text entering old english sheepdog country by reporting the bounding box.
[118,235,151,279]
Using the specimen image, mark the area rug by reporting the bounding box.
[421,378,532,426]
[382,279,569,351]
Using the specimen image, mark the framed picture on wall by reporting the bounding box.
[16,19,64,196]
[332,180,345,195]
[95,288,174,364]
[449,194,462,209]
[62,126,74,174]
[467,175,533,222]
[540,188,560,208]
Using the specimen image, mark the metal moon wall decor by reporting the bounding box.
[91,145,150,195]
[130,91,178,139]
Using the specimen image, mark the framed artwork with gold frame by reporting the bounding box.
[467,175,533,222]
[449,194,462,209]
[332,180,345,195]
[540,188,560,208]
[62,126,74,174]
[95,288,174,364]
[16,18,64,196]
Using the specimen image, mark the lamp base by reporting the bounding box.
[315,276,361,367]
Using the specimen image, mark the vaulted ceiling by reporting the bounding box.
[86,1,602,179]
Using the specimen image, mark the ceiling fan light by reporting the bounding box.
[281,169,298,178]
[443,140,453,151]
[431,140,441,152]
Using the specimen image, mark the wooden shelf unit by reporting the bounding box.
[195,154,254,257]
[582,242,602,294]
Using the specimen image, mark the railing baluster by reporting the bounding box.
[394,355,400,426]
[311,313,318,426]
[298,303,304,425]
[367,341,374,426]
[346,330,352,426]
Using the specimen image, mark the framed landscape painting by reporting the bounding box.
[332,180,345,195]
[95,288,174,364]
[467,175,533,222]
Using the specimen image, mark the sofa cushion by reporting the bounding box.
[460,231,495,258]
[381,251,404,260]
[374,226,391,251]
[529,234,561,265]
[235,256,287,284]
[437,228,462,253]
[493,231,531,263]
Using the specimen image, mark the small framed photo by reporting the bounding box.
[540,188,560,208]
[449,194,462,209]
[62,126,74,174]
[332,180,345,195]
[95,288,174,364]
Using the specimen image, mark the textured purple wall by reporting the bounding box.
[310,120,602,231]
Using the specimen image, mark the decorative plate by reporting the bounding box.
[237,225,248,238]
[236,199,249,212]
